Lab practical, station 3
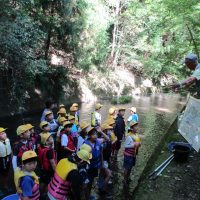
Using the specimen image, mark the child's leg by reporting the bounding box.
[123,168,128,183]
[102,168,111,191]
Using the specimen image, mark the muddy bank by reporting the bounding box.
[133,124,200,200]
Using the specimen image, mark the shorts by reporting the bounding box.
[88,168,99,184]
[123,155,136,170]
[0,156,11,175]
[115,140,122,150]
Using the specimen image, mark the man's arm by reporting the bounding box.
[171,76,196,89]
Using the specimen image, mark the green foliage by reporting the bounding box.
[111,95,132,104]
[119,0,200,83]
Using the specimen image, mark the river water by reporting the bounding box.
[0,93,186,199]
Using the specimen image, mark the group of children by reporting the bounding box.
[0,100,141,200]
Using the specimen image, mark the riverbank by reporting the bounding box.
[133,121,200,200]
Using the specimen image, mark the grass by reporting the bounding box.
[111,95,132,104]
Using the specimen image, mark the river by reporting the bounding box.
[0,93,186,199]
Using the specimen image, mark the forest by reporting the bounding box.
[0,0,200,111]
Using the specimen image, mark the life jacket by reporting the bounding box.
[14,140,34,162]
[91,112,97,127]
[14,167,40,200]
[38,146,57,171]
[75,112,79,126]
[0,138,12,157]
[48,158,77,200]
[85,140,101,168]
[60,132,76,151]
[124,133,140,157]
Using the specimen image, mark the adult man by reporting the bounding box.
[172,53,200,97]
[114,108,126,158]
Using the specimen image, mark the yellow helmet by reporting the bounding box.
[72,103,78,107]
[80,121,89,130]
[40,121,48,130]
[118,107,126,111]
[58,117,67,125]
[77,149,92,164]
[22,151,37,162]
[87,127,96,134]
[40,132,51,145]
[105,118,115,126]
[63,121,73,127]
[68,115,75,121]
[0,127,7,133]
[57,108,67,115]
[95,103,103,110]
[80,144,92,154]
[17,125,30,136]
[130,121,138,127]
[70,106,78,112]
[109,107,115,115]
[45,110,53,117]
[101,123,113,131]
[59,104,65,108]
[26,124,34,130]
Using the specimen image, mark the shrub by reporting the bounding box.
[111,95,132,104]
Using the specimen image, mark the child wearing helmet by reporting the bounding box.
[14,151,39,200]
[41,99,54,122]
[60,121,76,159]
[48,149,91,200]
[26,124,38,151]
[70,103,79,126]
[12,125,35,170]
[84,126,109,199]
[0,127,12,195]
[91,103,103,127]
[37,133,57,194]
[57,108,67,123]
[123,121,141,187]
[45,111,58,141]
[127,107,139,131]
[69,115,79,148]
[77,121,90,151]
[56,117,67,161]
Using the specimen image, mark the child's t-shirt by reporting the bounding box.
[20,175,35,197]
[61,134,68,147]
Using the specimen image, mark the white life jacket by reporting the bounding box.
[0,138,12,157]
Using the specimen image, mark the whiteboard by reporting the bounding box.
[178,96,200,152]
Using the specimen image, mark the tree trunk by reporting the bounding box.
[186,24,199,58]
[111,0,121,68]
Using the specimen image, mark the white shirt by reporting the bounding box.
[77,136,85,151]
[61,134,68,147]
[95,112,102,125]
[124,135,135,148]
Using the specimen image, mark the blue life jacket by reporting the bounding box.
[85,140,101,169]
